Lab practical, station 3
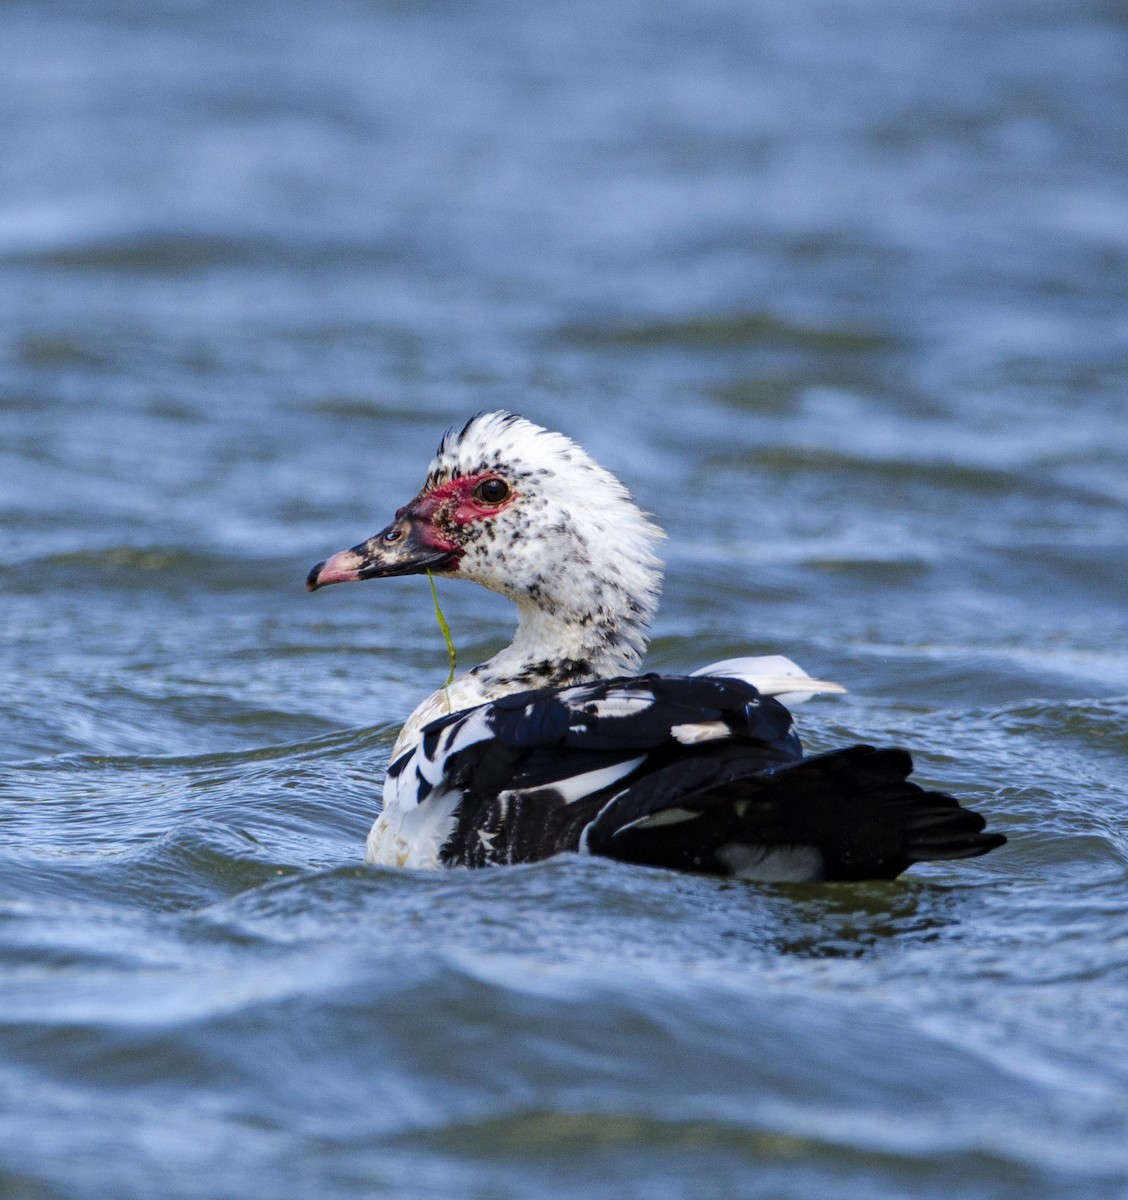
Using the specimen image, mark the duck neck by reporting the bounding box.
[390,576,659,760]
[472,594,648,695]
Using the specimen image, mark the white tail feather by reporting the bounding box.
[691,656,846,704]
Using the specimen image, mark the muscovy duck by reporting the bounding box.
[307,412,1006,881]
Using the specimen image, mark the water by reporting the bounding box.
[2,0,1127,1196]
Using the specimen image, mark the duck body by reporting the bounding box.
[307,412,1006,882]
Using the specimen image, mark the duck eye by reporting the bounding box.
[474,477,511,505]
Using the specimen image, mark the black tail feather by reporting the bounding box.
[588,744,1006,882]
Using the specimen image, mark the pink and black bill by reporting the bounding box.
[306,513,459,591]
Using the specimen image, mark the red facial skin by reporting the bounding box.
[407,472,518,557]
[307,472,519,590]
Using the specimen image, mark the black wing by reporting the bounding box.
[585,743,1006,880]
[416,674,799,868]
[396,672,1005,880]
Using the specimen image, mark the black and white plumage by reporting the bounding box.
[307,412,1006,882]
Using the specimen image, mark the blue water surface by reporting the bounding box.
[2,2,1127,1197]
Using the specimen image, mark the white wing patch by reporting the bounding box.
[436,708,497,760]
[387,708,495,803]
[518,755,647,804]
[692,656,846,705]
[613,806,704,834]
[377,708,502,867]
[715,842,825,883]
[579,693,656,720]
[670,720,731,745]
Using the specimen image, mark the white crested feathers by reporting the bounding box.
[427,411,664,627]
